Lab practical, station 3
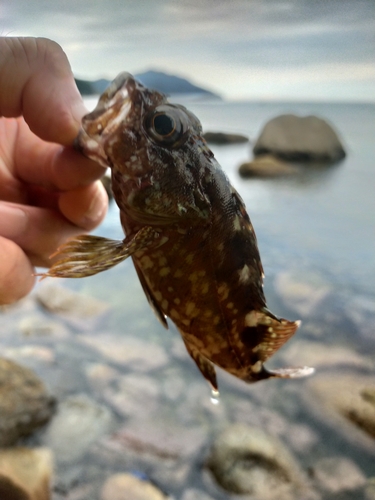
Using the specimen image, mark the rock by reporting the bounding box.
[19,313,70,339]
[238,155,299,178]
[206,424,309,499]
[253,114,346,163]
[274,270,332,317]
[35,282,109,318]
[0,447,52,500]
[365,478,375,500]
[203,131,248,145]
[0,358,56,446]
[181,489,215,500]
[308,374,375,439]
[310,456,366,494]
[79,334,168,371]
[42,394,114,463]
[281,340,373,371]
[101,473,167,500]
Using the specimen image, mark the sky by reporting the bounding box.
[1,0,374,101]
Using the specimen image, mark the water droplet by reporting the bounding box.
[210,388,220,405]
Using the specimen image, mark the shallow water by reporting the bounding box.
[1,99,374,498]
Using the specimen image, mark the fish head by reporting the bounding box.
[76,72,214,222]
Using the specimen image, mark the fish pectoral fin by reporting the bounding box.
[183,339,218,391]
[38,226,161,279]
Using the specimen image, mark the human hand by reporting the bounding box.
[0,37,108,304]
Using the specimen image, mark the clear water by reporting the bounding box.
[1,99,374,498]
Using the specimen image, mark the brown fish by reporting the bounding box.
[41,73,313,390]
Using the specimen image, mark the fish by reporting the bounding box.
[41,73,314,390]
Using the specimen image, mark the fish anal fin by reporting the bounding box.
[183,339,218,391]
[241,310,300,363]
[38,226,160,279]
[133,260,168,329]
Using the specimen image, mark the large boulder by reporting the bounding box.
[253,114,346,163]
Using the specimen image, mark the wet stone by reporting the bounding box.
[310,456,366,494]
[101,473,168,500]
[0,447,52,500]
[0,358,56,446]
[41,394,114,463]
[206,423,311,499]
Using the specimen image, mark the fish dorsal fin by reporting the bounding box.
[241,310,300,362]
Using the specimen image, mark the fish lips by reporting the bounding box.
[75,72,136,168]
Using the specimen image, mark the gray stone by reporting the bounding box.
[204,131,248,145]
[181,489,215,500]
[35,282,109,318]
[0,447,52,500]
[308,374,375,439]
[101,473,167,500]
[253,114,346,163]
[0,358,56,446]
[206,424,310,499]
[311,456,366,493]
[239,155,299,178]
[365,478,375,500]
[42,394,114,463]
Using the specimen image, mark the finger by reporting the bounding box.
[58,180,108,230]
[0,37,86,145]
[0,202,87,268]
[0,237,35,305]
[12,117,106,192]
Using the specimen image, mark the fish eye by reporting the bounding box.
[144,105,190,148]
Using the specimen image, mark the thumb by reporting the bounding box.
[0,36,86,145]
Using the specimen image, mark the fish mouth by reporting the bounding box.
[75,72,136,168]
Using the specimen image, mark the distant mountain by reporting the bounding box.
[75,70,220,98]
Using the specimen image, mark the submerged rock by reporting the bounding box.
[0,447,52,500]
[35,282,109,318]
[206,424,309,499]
[253,114,346,163]
[203,131,248,145]
[101,473,167,500]
[308,374,375,440]
[310,456,366,494]
[42,394,114,463]
[0,358,55,446]
[238,155,298,178]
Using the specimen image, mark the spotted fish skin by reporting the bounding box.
[43,73,313,389]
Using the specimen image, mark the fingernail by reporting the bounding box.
[82,182,108,225]
[0,203,28,239]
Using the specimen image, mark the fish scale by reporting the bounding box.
[40,72,314,390]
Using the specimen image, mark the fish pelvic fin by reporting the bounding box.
[37,226,161,279]
[183,339,218,391]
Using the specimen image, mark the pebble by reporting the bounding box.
[101,473,167,500]
[0,358,56,446]
[0,447,52,500]
[42,394,114,463]
[206,423,310,499]
[310,456,366,493]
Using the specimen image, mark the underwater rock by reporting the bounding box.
[206,423,310,499]
[308,374,375,440]
[181,489,215,500]
[253,114,346,163]
[35,282,109,318]
[0,447,52,500]
[101,473,167,500]
[19,313,70,339]
[203,131,248,145]
[0,358,56,446]
[365,478,375,500]
[310,456,366,494]
[238,155,298,178]
[42,394,114,463]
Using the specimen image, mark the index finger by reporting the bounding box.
[0,37,86,145]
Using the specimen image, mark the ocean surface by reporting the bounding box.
[2,98,374,498]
